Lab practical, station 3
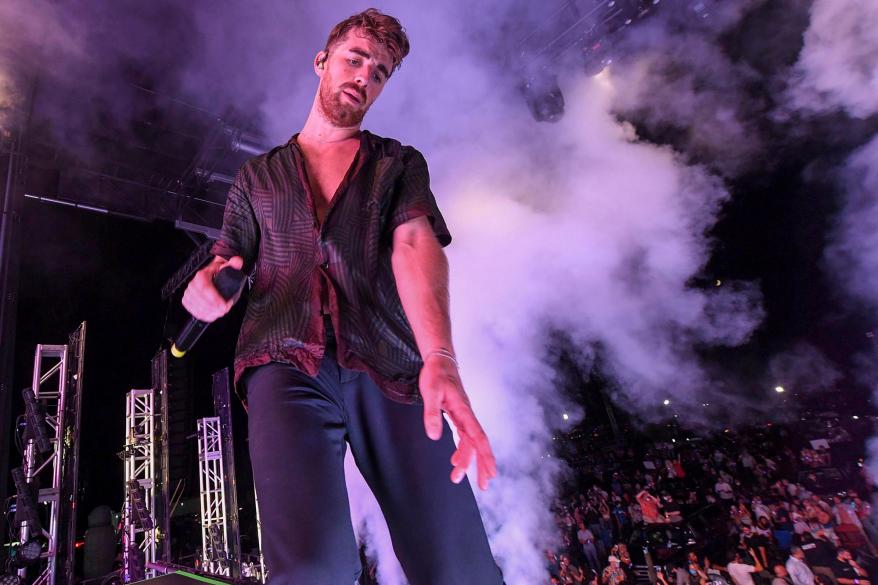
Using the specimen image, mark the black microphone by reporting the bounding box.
[171,266,244,358]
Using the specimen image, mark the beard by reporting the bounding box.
[318,75,367,127]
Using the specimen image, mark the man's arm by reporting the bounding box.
[391,215,497,490]
[391,215,453,360]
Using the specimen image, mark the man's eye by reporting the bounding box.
[349,59,360,66]
[372,73,384,84]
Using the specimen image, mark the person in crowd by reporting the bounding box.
[752,497,771,522]
[561,554,589,585]
[752,516,774,567]
[830,549,870,585]
[774,564,793,585]
[799,531,839,585]
[547,548,562,581]
[716,477,735,503]
[687,551,709,585]
[602,555,627,585]
[727,551,764,585]
[662,493,683,523]
[786,546,816,585]
[704,557,731,585]
[637,489,665,524]
[579,521,601,572]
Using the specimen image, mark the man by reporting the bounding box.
[183,9,502,585]
[687,551,708,585]
[726,551,763,585]
[773,564,793,585]
[602,556,627,585]
[579,521,601,572]
[799,531,838,585]
[637,489,665,524]
[661,493,683,523]
[786,546,815,585]
[715,477,735,503]
[831,549,870,585]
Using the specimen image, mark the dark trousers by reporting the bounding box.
[244,329,504,585]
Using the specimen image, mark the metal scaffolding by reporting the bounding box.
[210,369,242,580]
[151,350,172,565]
[123,388,159,582]
[15,322,87,585]
[197,417,231,576]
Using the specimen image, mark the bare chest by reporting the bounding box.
[301,142,360,224]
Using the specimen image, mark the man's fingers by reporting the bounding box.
[450,439,474,484]
[227,255,244,270]
[447,401,498,489]
[422,388,443,441]
[182,257,244,323]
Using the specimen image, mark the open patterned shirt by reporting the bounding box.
[211,130,450,404]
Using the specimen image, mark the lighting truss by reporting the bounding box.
[13,322,87,585]
[196,417,231,577]
[122,389,159,582]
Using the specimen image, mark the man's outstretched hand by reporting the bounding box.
[419,355,498,491]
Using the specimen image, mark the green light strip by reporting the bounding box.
[175,571,229,585]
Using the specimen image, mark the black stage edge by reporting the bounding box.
[135,571,236,585]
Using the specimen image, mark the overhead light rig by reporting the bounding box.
[519,0,721,121]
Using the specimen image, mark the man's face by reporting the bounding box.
[315,29,393,127]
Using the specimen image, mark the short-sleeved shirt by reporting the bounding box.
[211,130,450,404]
[726,562,757,585]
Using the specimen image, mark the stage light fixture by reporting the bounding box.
[12,467,42,534]
[21,387,52,454]
[521,72,565,123]
[127,480,154,530]
[0,573,22,585]
[10,538,43,568]
[125,542,146,582]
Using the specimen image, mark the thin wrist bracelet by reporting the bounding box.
[423,349,459,368]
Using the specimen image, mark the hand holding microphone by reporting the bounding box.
[174,255,245,357]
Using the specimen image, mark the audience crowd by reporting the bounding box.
[546,424,875,585]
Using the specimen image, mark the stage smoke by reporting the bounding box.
[786,0,878,489]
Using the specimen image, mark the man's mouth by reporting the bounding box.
[341,87,364,105]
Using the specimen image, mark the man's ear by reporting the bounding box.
[315,51,327,73]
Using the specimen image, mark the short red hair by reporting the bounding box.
[323,9,410,75]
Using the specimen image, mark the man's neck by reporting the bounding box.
[299,96,362,146]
